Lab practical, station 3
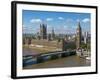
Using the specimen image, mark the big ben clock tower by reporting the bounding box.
[76,22,82,49]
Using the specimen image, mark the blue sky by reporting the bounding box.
[22,10,91,34]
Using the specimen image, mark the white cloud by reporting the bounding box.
[30,18,42,23]
[66,18,73,22]
[76,19,80,22]
[63,26,68,28]
[82,18,90,23]
[46,18,53,21]
[58,17,64,20]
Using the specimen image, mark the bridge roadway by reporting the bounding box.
[23,50,76,67]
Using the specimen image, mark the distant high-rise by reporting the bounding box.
[76,22,82,49]
[40,24,47,39]
[84,31,88,44]
[51,27,55,40]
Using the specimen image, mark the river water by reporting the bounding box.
[23,48,91,69]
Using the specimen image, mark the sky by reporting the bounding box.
[22,10,91,34]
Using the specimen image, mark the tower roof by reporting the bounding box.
[40,23,47,28]
[77,21,81,29]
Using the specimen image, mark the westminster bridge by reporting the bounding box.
[23,50,76,67]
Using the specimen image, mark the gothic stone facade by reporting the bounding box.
[40,24,47,39]
[76,22,82,49]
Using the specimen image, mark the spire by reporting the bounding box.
[77,21,81,29]
[51,27,55,40]
[52,27,54,33]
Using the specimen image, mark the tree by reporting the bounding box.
[81,42,91,51]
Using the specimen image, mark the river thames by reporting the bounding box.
[23,48,91,69]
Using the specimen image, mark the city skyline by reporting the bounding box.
[22,10,91,34]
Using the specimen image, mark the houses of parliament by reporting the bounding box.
[39,22,82,49]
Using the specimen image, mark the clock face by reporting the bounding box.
[77,30,79,33]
